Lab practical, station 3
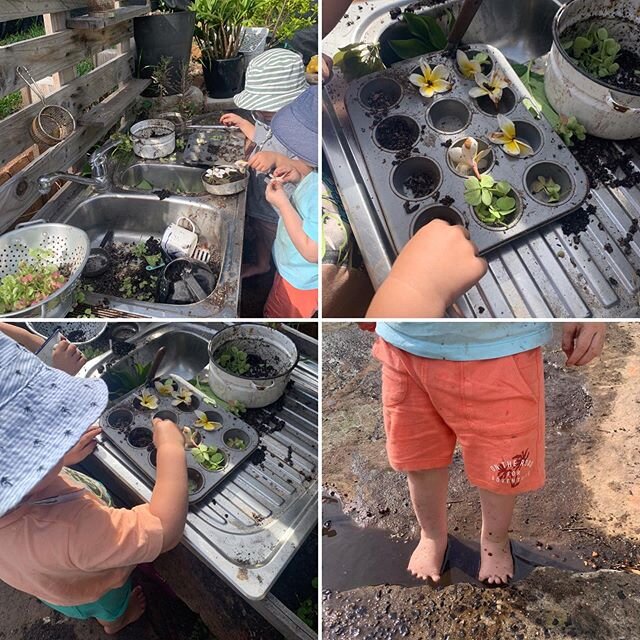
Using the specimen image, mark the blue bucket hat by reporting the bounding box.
[271,84,318,166]
[0,333,109,517]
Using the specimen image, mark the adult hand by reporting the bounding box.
[63,426,101,465]
[152,418,184,450]
[265,179,291,209]
[52,338,86,375]
[367,220,487,317]
[562,323,606,366]
[248,151,279,173]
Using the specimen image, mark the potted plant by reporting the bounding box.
[191,0,265,98]
[133,0,195,95]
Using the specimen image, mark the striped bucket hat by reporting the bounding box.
[234,49,308,112]
[0,333,108,517]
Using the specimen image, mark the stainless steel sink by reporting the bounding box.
[81,323,319,608]
[42,182,245,317]
[323,0,640,317]
[118,163,208,195]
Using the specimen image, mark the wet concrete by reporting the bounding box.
[322,323,640,639]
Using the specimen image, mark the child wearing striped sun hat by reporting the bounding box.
[220,48,309,280]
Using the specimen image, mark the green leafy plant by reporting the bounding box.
[333,43,385,82]
[249,0,317,47]
[511,61,587,147]
[190,0,266,61]
[532,175,562,203]
[296,577,318,629]
[144,253,162,267]
[563,24,621,78]
[192,444,226,471]
[189,375,247,415]
[0,248,67,314]
[225,436,247,450]
[103,361,152,398]
[464,174,517,226]
[388,12,450,60]
[216,345,250,375]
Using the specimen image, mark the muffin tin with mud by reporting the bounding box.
[344,44,589,255]
[100,374,258,504]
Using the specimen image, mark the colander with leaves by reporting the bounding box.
[0,221,91,318]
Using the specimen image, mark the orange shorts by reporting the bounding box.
[373,338,545,495]
[264,272,318,318]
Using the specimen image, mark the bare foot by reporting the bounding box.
[408,533,448,582]
[479,536,514,585]
[100,585,146,635]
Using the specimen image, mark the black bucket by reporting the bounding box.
[133,11,195,95]
[201,54,245,99]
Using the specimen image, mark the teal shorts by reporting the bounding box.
[42,578,131,622]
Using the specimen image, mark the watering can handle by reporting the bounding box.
[176,216,197,233]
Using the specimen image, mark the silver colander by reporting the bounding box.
[0,221,91,318]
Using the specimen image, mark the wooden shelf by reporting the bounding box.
[78,78,150,128]
[66,5,149,30]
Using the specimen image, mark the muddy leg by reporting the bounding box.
[406,467,449,581]
[478,489,516,584]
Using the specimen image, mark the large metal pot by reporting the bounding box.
[207,324,299,409]
[545,0,640,140]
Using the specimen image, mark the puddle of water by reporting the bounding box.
[323,496,587,592]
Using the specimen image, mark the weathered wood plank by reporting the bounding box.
[45,11,77,90]
[79,77,148,126]
[0,53,133,167]
[0,1,89,20]
[0,22,131,99]
[66,5,149,29]
[0,78,147,231]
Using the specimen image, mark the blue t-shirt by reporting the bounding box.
[376,322,553,361]
[273,171,318,291]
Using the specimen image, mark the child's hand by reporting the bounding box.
[265,179,290,209]
[52,338,86,375]
[249,151,279,173]
[63,425,101,465]
[273,165,302,184]
[562,323,606,366]
[367,220,487,317]
[220,113,247,128]
[152,418,184,450]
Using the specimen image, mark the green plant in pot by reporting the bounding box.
[191,0,266,98]
[134,0,196,96]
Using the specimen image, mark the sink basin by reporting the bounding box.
[119,163,208,195]
[354,0,564,65]
[53,191,243,317]
[101,327,210,400]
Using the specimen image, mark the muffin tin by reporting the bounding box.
[100,374,258,504]
[344,44,589,255]
[183,128,245,166]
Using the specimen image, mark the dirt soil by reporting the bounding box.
[322,323,640,639]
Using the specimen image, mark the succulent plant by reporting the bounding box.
[464,174,517,226]
[532,176,562,203]
[563,24,621,79]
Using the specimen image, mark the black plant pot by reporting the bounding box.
[202,54,245,99]
[134,11,195,96]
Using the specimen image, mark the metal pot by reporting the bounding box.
[207,324,299,409]
[201,165,248,196]
[544,0,640,140]
[130,119,176,159]
[26,321,108,346]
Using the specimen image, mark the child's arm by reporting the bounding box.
[366,220,487,318]
[150,418,188,551]
[0,322,44,352]
[249,152,312,177]
[265,180,318,263]
[561,323,606,366]
[220,113,256,142]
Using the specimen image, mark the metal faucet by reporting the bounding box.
[37,138,122,194]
